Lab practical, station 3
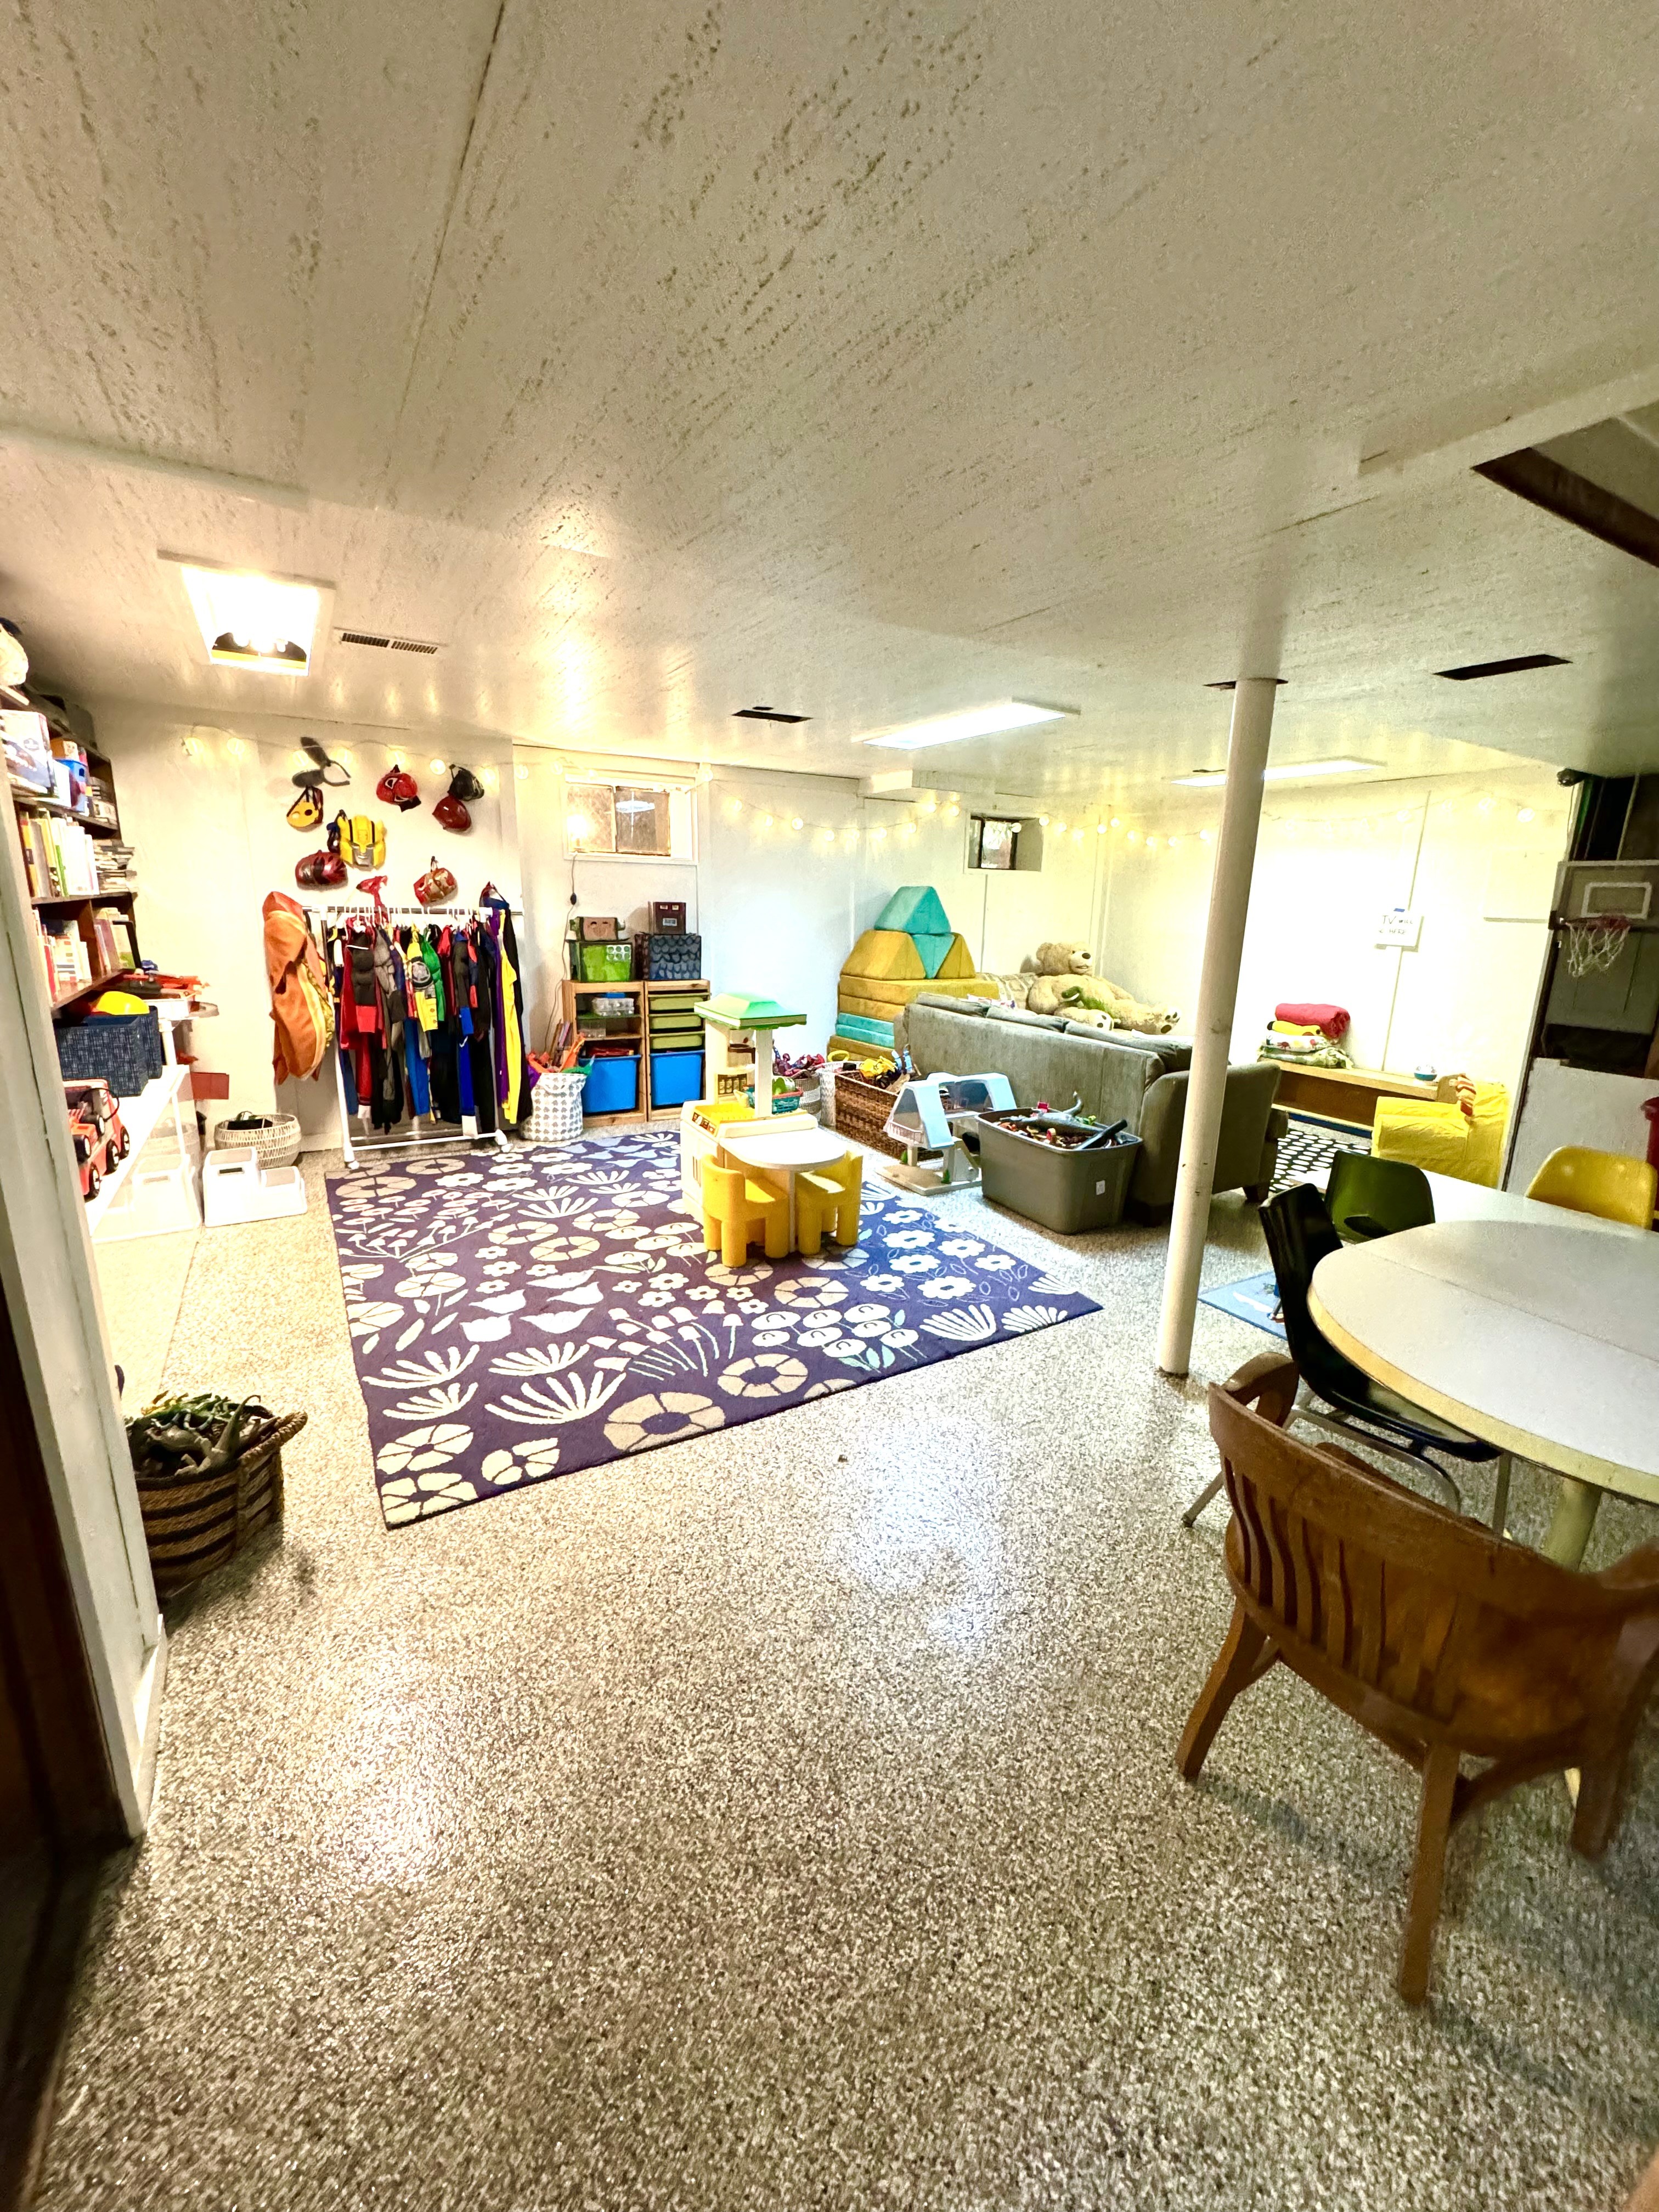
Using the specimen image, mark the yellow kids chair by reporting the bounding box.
[1526,1146,1657,1229]
[701,1160,790,1267]
[794,1153,864,1256]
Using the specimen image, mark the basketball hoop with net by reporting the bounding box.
[1562,911,1632,978]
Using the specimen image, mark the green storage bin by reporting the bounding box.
[579,940,633,982]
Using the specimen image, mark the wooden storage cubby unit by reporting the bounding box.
[559,977,710,1125]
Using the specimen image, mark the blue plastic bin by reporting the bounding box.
[581,1053,639,1115]
[650,1050,704,1108]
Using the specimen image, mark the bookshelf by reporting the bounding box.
[5,691,139,1015]
[557,977,711,1126]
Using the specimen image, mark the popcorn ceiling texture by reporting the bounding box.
[40,1149,1659,2211]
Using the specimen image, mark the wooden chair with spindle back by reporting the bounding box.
[1178,1351,1659,2002]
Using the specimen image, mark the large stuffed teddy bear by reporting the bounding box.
[1022,942,1179,1034]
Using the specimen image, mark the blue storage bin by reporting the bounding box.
[582,1053,639,1115]
[650,1050,704,1108]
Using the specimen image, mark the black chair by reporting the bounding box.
[1325,1150,1434,1242]
[1183,1182,1511,1530]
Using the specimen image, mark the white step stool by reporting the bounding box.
[202,1147,308,1228]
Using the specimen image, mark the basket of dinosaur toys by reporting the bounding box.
[126,1392,306,1596]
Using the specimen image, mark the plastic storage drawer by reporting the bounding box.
[650,1051,704,1108]
[581,1054,640,1115]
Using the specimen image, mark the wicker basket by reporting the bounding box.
[827,1068,906,1156]
[212,1111,302,1169]
[136,1409,305,1597]
[528,1067,587,1146]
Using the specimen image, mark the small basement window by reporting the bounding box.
[566,781,673,857]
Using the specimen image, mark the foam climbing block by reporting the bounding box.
[874,885,951,937]
[842,929,924,980]
[911,932,953,978]
[935,935,978,980]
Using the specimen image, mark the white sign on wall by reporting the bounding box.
[1375,907,1423,949]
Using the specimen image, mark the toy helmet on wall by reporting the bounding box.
[286,786,323,831]
[376,762,421,812]
[415,857,458,906]
[295,850,347,889]
[447,764,485,803]
[433,791,471,833]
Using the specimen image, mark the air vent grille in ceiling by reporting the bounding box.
[336,629,443,655]
[1435,653,1570,681]
[733,704,810,724]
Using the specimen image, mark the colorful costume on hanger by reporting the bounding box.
[262,892,333,1082]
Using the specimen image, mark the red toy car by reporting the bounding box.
[63,1079,129,1201]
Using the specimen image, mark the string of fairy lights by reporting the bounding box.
[172,733,1565,857]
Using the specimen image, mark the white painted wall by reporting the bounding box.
[1101,767,1572,1092]
[95,703,520,1143]
[511,758,1108,1054]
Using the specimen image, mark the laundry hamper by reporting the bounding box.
[136,1409,305,1598]
[211,1110,303,1169]
[529,1068,587,1147]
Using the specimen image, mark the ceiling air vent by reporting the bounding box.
[1435,653,1570,681]
[733,704,810,724]
[336,629,444,655]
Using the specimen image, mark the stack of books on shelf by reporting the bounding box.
[18,806,99,897]
[36,918,92,1001]
[94,840,138,894]
[91,907,136,972]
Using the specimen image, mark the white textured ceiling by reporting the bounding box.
[4,0,1659,802]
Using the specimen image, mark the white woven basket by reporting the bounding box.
[528,1068,587,1147]
[211,1111,302,1169]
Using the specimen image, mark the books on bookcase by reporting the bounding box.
[35,917,92,1001]
[91,908,136,971]
[16,805,98,897]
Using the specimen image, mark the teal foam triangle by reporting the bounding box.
[911,933,953,978]
[874,884,950,935]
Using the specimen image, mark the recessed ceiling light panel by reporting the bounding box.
[166,556,327,677]
[860,700,1079,752]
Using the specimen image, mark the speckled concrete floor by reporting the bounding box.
[40,1143,1659,2211]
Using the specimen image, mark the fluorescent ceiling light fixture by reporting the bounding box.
[1170,757,1384,788]
[169,558,325,676]
[860,700,1077,752]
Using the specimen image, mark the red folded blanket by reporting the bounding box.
[1276,1001,1349,1041]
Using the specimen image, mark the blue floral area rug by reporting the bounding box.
[326,1132,1100,1528]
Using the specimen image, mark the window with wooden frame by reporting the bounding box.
[565,781,673,857]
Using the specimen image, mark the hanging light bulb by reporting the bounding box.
[943,803,960,820]
[1109,816,1121,829]
[1516,805,1535,823]
[481,766,498,789]
[430,757,446,775]
[1037,813,1050,827]
[1096,822,1108,836]
[1054,819,1068,835]
[730,798,744,816]
[821,828,835,845]
[872,825,887,842]
[1396,807,1413,822]
[1127,830,1141,844]
[515,764,529,782]
[1198,828,1212,843]
[1476,794,1495,814]
[1169,834,1183,849]
[760,811,774,828]
[224,735,246,760]
[920,798,937,815]
[791,815,804,831]
[900,821,916,837]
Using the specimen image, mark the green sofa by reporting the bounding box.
[898,995,1286,1223]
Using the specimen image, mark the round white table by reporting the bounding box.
[1308,1218,1659,1565]
[718,1127,850,1249]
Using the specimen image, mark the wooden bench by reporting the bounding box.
[1269,1060,1459,1131]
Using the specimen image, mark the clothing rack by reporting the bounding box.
[305,898,523,1169]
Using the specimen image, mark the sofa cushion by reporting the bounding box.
[988,1004,1069,1032]
[916,992,988,1015]
[1104,1030,1194,1073]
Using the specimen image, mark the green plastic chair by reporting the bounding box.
[1325,1150,1435,1242]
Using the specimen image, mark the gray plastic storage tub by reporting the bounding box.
[975,1115,1141,1233]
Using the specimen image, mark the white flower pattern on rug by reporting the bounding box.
[329,1132,1099,1530]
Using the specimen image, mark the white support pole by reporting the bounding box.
[1156,676,1279,1376]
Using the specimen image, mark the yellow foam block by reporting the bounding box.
[1372,1082,1508,1189]
[935,935,978,980]
[841,929,925,981]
